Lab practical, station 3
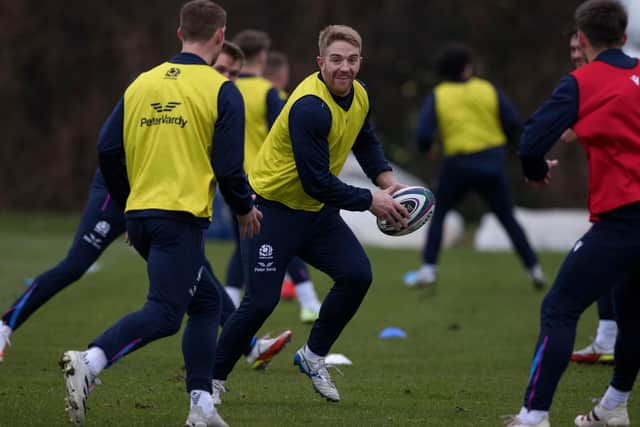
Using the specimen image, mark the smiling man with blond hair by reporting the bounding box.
[210,24,410,404]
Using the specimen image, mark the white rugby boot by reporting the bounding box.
[293,347,340,402]
[59,351,98,426]
[503,414,550,427]
[185,405,229,427]
[246,330,292,369]
[404,264,436,288]
[575,401,629,426]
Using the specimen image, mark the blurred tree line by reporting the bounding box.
[1,0,588,217]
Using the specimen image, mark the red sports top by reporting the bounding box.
[572,60,640,221]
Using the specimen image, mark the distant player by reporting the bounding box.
[406,42,545,289]
[226,29,323,323]
[210,24,410,405]
[264,50,291,98]
[507,1,640,426]
[59,2,261,425]
[567,28,618,365]
[213,40,245,80]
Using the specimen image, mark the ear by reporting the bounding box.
[577,31,589,49]
[316,55,323,69]
[621,32,628,45]
[177,27,184,42]
[215,28,225,45]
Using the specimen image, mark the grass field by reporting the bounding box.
[0,212,634,426]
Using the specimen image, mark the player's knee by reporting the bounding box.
[146,303,184,336]
[540,291,581,325]
[344,263,372,291]
[157,315,183,336]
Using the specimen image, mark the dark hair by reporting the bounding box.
[435,42,472,81]
[565,27,578,37]
[264,51,288,77]
[575,0,627,48]
[221,41,245,64]
[179,0,226,42]
[232,30,271,61]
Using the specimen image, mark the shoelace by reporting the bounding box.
[314,359,344,384]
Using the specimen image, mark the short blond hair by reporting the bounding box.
[318,25,362,56]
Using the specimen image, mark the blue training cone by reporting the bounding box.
[379,327,408,339]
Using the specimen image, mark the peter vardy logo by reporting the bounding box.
[255,244,276,273]
[165,67,181,80]
[631,74,639,87]
[140,101,188,128]
[82,233,103,250]
[151,101,181,113]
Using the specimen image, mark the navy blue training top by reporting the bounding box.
[287,75,391,212]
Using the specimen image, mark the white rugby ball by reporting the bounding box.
[376,186,435,236]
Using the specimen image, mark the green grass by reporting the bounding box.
[0,212,633,426]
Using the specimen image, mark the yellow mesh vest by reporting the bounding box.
[433,77,506,156]
[234,76,273,174]
[123,62,226,220]
[250,73,369,212]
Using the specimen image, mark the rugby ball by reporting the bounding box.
[376,186,435,236]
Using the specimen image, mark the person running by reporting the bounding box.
[507,1,639,425]
[210,24,410,405]
[59,2,260,425]
[405,42,545,290]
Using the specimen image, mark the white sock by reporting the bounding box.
[517,407,548,425]
[82,346,107,378]
[224,286,242,308]
[0,322,12,348]
[595,320,617,351]
[190,389,214,417]
[295,281,321,312]
[600,386,629,410]
[303,344,323,363]
[0,321,12,338]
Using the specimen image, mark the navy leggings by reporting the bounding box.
[91,218,223,393]
[2,190,126,330]
[2,189,236,338]
[423,148,538,269]
[523,218,640,410]
[214,201,372,380]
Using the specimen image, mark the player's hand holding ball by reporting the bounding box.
[374,186,435,236]
[370,187,410,233]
